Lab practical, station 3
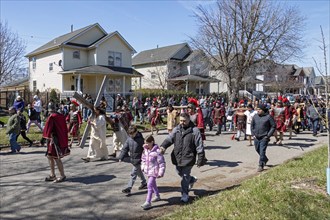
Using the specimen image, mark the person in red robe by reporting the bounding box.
[284,99,296,139]
[43,103,70,183]
[273,101,286,145]
[187,98,205,140]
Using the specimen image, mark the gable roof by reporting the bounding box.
[314,76,323,85]
[25,23,106,57]
[302,67,314,77]
[59,65,143,77]
[89,31,136,53]
[132,43,190,66]
[167,74,219,82]
[0,77,29,88]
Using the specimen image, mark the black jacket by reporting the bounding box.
[251,112,276,140]
[119,132,144,166]
[161,121,204,166]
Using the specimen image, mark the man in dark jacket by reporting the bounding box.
[251,104,276,172]
[307,102,321,136]
[119,125,147,194]
[16,109,33,147]
[160,112,206,203]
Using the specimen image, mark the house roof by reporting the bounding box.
[0,77,29,88]
[167,74,220,82]
[26,23,104,57]
[302,67,314,77]
[88,31,136,53]
[132,43,189,66]
[314,76,323,85]
[25,23,136,57]
[59,65,143,77]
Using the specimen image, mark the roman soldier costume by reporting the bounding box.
[234,100,247,141]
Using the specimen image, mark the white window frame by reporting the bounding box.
[33,80,37,92]
[151,72,156,79]
[32,57,36,70]
[108,51,122,66]
[73,50,80,59]
[49,63,53,72]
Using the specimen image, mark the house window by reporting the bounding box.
[151,72,156,79]
[73,51,80,59]
[108,51,122,66]
[49,63,53,71]
[33,80,37,92]
[32,57,36,70]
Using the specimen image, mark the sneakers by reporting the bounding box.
[138,183,148,190]
[189,176,198,190]
[141,201,151,210]
[152,195,161,202]
[180,193,189,203]
[29,142,33,147]
[122,188,131,194]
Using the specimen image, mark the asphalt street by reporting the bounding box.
[0,128,327,220]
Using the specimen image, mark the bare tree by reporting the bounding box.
[0,21,26,85]
[311,27,329,194]
[142,61,171,89]
[189,0,305,101]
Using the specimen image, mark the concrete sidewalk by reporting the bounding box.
[0,129,327,220]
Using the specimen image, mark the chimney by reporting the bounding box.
[71,25,73,32]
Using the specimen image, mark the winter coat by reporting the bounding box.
[119,131,144,165]
[6,114,21,135]
[19,114,28,130]
[251,112,276,140]
[307,105,321,120]
[161,121,204,166]
[141,144,166,178]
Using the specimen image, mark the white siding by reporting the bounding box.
[133,64,168,89]
[96,35,132,68]
[29,49,63,92]
[63,47,88,70]
[88,49,96,65]
[209,70,228,94]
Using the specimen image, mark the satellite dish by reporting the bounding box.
[58,60,62,66]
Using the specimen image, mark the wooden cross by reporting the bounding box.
[73,75,109,149]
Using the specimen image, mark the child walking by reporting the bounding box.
[119,125,147,194]
[140,135,166,210]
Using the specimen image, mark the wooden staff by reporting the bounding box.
[73,76,109,149]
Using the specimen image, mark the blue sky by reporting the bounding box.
[1,0,329,73]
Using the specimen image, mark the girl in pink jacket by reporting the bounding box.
[140,135,166,210]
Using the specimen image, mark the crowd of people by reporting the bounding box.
[2,92,328,209]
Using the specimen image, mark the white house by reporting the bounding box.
[132,43,219,94]
[25,23,142,99]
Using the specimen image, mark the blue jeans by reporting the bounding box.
[311,118,319,135]
[83,107,88,121]
[127,164,146,189]
[254,138,269,167]
[9,133,21,152]
[175,166,195,195]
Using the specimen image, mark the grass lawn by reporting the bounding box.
[161,146,330,220]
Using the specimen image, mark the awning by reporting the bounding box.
[59,65,143,77]
[167,74,220,82]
